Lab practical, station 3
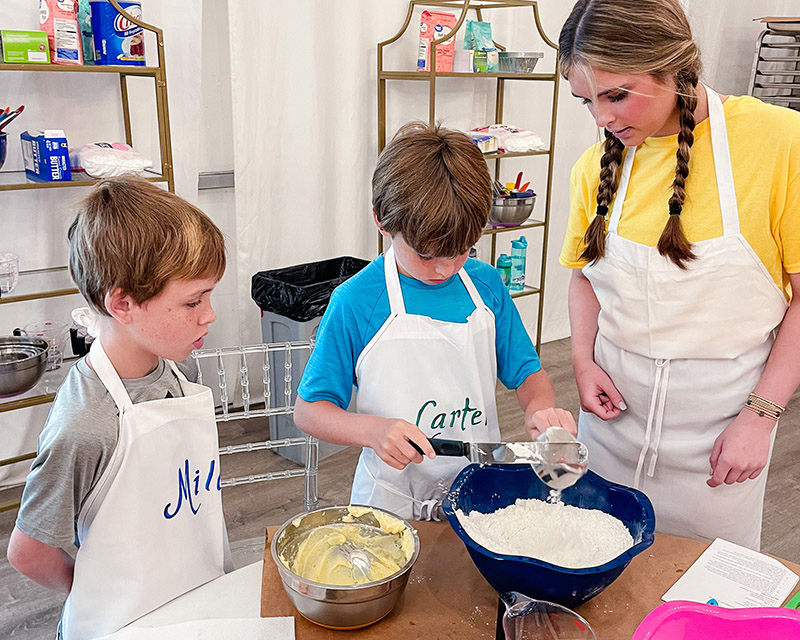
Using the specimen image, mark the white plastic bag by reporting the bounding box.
[487,124,546,153]
[70,142,153,178]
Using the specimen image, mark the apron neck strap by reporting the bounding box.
[89,339,134,410]
[383,244,487,313]
[88,341,184,409]
[608,83,738,237]
[384,244,406,315]
[609,148,635,234]
[457,265,486,309]
[704,85,740,235]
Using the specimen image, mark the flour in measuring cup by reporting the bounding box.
[456,498,633,568]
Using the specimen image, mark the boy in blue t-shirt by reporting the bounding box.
[295,122,576,520]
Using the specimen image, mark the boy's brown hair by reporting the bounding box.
[68,176,226,315]
[372,122,492,258]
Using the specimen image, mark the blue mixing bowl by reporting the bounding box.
[442,464,655,609]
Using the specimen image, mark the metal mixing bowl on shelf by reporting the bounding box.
[0,336,49,397]
[489,195,536,226]
[498,51,545,73]
[271,505,420,629]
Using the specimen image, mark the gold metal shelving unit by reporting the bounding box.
[377,0,559,350]
[0,1,176,510]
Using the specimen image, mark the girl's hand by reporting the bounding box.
[573,360,626,420]
[525,407,578,439]
[367,418,435,470]
[707,411,774,487]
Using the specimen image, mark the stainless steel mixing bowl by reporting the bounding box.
[271,505,420,629]
[0,336,48,397]
[490,195,536,225]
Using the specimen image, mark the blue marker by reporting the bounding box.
[706,598,718,606]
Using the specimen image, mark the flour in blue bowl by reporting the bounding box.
[456,498,633,569]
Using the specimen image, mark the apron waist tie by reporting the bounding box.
[363,456,443,521]
[634,358,671,488]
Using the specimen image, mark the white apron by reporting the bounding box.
[351,245,501,520]
[60,339,230,640]
[579,87,787,549]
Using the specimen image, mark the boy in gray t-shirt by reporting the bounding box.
[7,176,229,639]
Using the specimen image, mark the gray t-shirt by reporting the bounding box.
[15,356,198,551]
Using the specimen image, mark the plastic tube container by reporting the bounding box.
[510,237,527,291]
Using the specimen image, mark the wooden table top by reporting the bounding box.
[261,521,800,639]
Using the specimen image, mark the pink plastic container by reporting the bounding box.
[632,601,800,640]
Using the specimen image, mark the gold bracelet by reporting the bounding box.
[744,393,786,421]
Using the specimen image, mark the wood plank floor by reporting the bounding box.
[1,337,798,639]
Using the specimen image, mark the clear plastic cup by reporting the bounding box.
[0,253,19,295]
[502,592,598,640]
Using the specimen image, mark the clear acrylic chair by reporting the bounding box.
[190,341,318,512]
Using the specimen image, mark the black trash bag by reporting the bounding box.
[251,256,370,322]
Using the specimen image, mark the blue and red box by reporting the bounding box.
[20,130,72,182]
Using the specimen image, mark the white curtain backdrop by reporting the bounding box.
[227,0,595,349]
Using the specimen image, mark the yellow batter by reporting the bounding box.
[287,507,415,586]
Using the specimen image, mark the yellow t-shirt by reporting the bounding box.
[560,95,800,296]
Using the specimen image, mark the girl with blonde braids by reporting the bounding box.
[559,0,800,549]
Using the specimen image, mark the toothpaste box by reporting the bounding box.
[20,130,72,182]
[0,30,51,64]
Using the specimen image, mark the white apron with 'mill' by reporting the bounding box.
[60,340,230,640]
[351,246,500,520]
[579,88,786,549]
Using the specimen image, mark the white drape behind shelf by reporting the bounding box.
[226,0,591,349]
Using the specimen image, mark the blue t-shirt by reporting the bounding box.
[297,255,541,409]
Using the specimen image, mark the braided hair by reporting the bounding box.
[560,0,702,269]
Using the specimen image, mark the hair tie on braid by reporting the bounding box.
[596,205,609,216]
[668,201,682,216]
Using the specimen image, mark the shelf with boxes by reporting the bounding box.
[377,0,559,350]
[0,2,176,504]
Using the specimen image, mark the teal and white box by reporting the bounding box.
[20,130,72,182]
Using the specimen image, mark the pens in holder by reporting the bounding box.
[0,105,25,133]
[0,107,10,126]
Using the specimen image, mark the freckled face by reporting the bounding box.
[129,277,218,361]
[568,69,680,146]
[389,233,469,285]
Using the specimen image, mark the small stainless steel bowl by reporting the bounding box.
[0,336,49,397]
[271,505,420,629]
[490,195,536,226]
[498,51,544,73]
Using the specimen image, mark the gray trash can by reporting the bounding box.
[252,256,369,463]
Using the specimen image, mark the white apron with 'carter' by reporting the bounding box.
[579,88,787,549]
[60,340,230,640]
[352,245,500,520]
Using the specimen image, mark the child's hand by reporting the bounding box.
[707,410,773,487]
[368,418,436,470]
[525,407,578,439]
[574,360,626,420]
